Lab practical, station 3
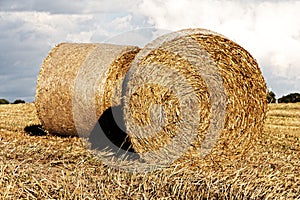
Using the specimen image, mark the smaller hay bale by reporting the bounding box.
[123,28,267,165]
[35,43,140,137]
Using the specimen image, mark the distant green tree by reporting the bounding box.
[267,90,276,103]
[13,99,25,104]
[278,93,300,103]
[0,99,10,104]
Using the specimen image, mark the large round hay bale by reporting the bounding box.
[123,28,267,165]
[35,43,140,137]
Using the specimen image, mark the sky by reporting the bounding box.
[0,0,299,102]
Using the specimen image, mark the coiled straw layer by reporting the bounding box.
[35,43,140,137]
[123,28,267,165]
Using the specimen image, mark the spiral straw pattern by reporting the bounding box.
[123,28,267,165]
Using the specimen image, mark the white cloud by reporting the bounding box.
[1,0,299,101]
[0,10,138,101]
[0,0,150,102]
[0,0,142,14]
[111,15,133,31]
[135,0,300,96]
[0,11,96,44]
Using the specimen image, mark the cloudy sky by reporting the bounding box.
[0,0,299,102]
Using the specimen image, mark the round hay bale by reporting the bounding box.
[35,43,140,137]
[123,28,267,166]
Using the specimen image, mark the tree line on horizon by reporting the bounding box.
[0,99,26,104]
[267,91,300,103]
[1,91,300,105]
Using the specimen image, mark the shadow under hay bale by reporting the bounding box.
[89,106,135,153]
[24,125,47,136]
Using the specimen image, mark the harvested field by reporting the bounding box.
[0,103,299,199]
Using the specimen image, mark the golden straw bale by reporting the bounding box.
[36,43,140,137]
[123,28,267,165]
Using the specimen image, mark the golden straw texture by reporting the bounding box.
[123,28,267,165]
[35,43,140,137]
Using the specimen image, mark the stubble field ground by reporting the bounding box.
[0,103,299,199]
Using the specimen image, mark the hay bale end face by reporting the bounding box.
[123,28,267,164]
[35,43,140,137]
